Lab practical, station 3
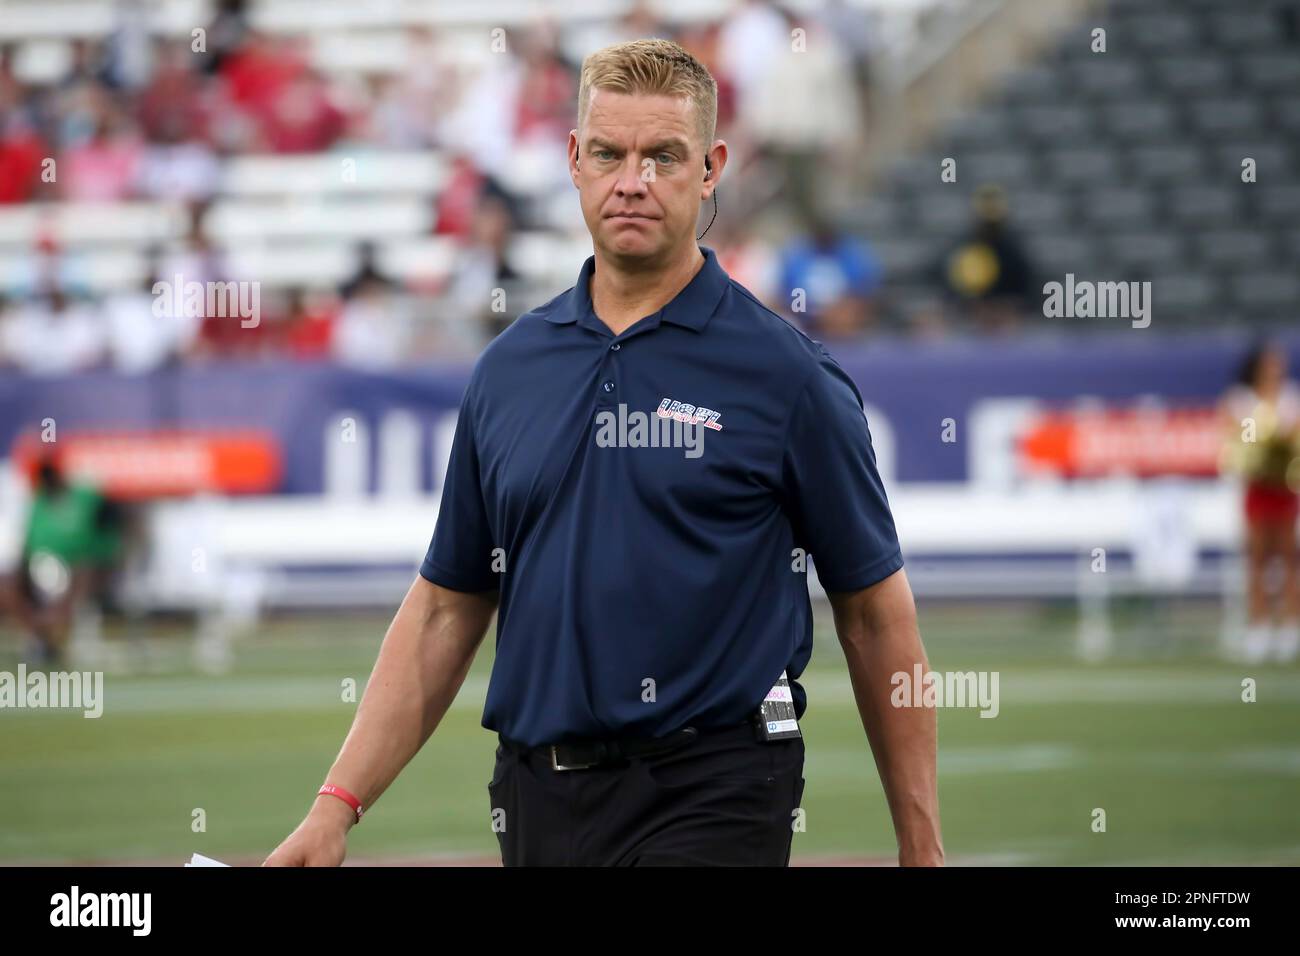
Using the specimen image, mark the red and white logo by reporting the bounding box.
[657,398,723,430]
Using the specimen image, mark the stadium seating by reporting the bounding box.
[870,0,1298,328]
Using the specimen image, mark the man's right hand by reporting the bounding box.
[262,796,356,866]
[261,578,496,867]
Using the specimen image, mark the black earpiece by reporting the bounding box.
[698,157,718,240]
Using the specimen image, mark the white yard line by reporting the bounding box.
[5,669,1297,719]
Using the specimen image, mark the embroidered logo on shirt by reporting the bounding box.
[657,398,724,431]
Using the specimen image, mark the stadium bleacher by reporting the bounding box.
[869,0,1299,329]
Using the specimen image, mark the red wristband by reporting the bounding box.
[318,784,364,822]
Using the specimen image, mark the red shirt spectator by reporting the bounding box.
[137,48,211,142]
[219,34,305,114]
[515,52,574,144]
[194,308,272,358]
[433,155,486,239]
[282,291,339,359]
[261,75,347,153]
[61,120,144,201]
[0,123,46,203]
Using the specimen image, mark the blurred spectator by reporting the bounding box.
[0,287,105,375]
[61,111,143,201]
[715,219,777,303]
[191,287,271,359]
[8,455,123,665]
[717,0,789,123]
[446,192,524,345]
[362,73,426,149]
[50,47,113,145]
[778,216,882,340]
[818,0,879,129]
[514,29,576,147]
[333,279,412,370]
[0,115,47,203]
[677,22,737,133]
[159,203,224,294]
[3,235,90,300]
[135,133,219,202]
[58,39,110,91]
[101,0,154,91]
[0,45,24,114]
[105,257,201,374]
[136,72,220,202]
[282,288,340,360]
[437,33,529,182]
[434,155,489,239]
[219,31,304,115]
[200,0,253,75]
[940,184,1036,335]
[745,10,862,220]
[384,26,460,149]
[334,246,410,368]
[261,70,348,154]
[339,242,390,300]
[136,43,211,143]
[157,203,270,360]
[192,301,273,358]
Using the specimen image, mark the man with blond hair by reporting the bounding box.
[267,38,942,867]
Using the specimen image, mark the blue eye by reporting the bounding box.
[656,153,676,165]
[594,149,614,161]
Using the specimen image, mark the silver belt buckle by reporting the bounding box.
[550,744,597,772]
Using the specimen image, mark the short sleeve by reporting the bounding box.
[782,349,904,592]
[419,383,499,593]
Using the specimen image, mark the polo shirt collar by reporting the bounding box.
[544,245,729,333]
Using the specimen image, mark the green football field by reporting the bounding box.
[2,598,1298,865]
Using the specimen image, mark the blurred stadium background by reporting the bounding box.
[1,0,1298,865]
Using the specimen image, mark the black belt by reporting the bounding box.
[500,725,704,771]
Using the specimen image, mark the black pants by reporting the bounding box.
[487,721,805,866]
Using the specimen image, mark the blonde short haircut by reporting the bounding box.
[577,39,718,150]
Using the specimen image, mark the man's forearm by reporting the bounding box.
[830,571,943,865]
[314,577,496,821]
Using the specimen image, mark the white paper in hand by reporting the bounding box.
[185,853,230,867]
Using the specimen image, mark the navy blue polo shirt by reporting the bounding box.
[420,246,903,747]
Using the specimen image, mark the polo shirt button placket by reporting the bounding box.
[597,335,620,408]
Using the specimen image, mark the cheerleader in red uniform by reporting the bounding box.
[1220,341,1300,663]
